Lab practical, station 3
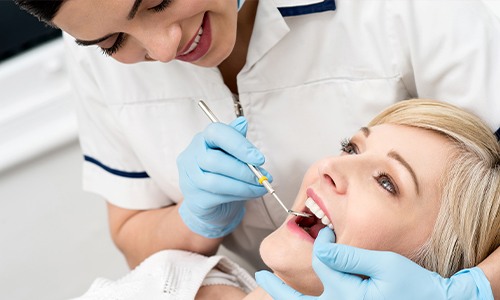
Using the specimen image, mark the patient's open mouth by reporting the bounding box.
[295,197,334,239]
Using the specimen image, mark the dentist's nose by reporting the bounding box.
[318,157,348,195]
[143,24,182,62]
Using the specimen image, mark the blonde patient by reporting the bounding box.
[200,99,500,299]
[77,99,500,300]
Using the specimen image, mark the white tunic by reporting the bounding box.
[64,0,500,270]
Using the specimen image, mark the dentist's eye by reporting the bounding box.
[149,0,173,12]
[375,172,398,195]
[101,33,127,56]
[340,138,358,155]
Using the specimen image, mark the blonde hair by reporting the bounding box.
[369,99,500,277]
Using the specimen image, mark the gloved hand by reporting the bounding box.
[177,116,271,239]
[256,227,494,300]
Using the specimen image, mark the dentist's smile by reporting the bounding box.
[176,13,212,62]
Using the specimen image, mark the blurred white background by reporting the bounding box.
[0,1,499,300]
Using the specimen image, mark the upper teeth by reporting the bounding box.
[181,26,203,56]
[305,197,334,230]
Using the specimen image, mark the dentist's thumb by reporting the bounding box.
[314,228,385,277]
[255,270,313,299]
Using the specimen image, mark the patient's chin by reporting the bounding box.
[259,232,322,295]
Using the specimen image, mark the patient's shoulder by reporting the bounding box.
[196,284,247,300]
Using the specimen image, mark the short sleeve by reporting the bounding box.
[63,33,169,209]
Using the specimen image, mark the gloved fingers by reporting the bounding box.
[229,116,248,136]
[313,227,336,246]
[182,169,268,201]
[312,255,364,298]
[312,230,366,298]
[197,147,273,185]
[203,121,265,166]
[314,237,392,279]
[255,270,314,300]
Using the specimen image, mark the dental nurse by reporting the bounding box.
[15,0,500,298]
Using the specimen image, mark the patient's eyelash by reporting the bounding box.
[340,138,358,155]
[101,33,126,57]
[149,0,173,12]
[375,171,399,195]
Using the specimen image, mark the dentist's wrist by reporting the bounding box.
[452,267,493,300]
[178,202,245,239]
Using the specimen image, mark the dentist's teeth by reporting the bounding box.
[304,197,334,230]
[181,27,203,56]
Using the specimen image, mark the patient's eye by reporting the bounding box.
[375,172,398,195]
[340,138,358,155]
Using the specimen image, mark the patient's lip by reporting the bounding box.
[287,218,315,243]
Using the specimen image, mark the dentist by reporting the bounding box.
[15,0,500,299]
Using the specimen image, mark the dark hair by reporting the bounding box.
[14,0,65,25]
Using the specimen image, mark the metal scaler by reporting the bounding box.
[198,100,312,218]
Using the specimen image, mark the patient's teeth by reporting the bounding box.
[304,197,334,230]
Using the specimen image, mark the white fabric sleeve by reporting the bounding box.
[71,250,257,300]
[389,0,500,131]
[63,33,168,209]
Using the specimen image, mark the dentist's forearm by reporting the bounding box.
[478,247,500,299]
[107,201,223,269]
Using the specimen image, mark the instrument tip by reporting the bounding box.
[288,210,313,218]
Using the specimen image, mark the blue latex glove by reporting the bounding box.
[256,227,494,300]
[177,116,271,238]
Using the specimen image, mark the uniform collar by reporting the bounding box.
[274,0,336,17]
[239,0,336,15]
[243,0,289,71]
[242,0,336,72]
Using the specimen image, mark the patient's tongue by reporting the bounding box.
[310,223,325,239]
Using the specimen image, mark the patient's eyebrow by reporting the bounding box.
[75,0,143,46]
[388,150,420,195]
[361,127,370,137]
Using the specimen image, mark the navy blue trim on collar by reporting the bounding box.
[278,0,336,17]
[495,127,500,142]
[84,155,149,179]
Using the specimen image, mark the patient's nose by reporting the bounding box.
[318,157,348,195]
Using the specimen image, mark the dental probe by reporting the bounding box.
[198,100,312,218]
